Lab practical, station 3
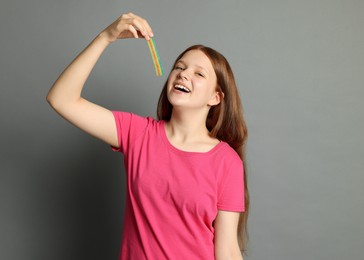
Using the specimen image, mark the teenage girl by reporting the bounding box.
[47,12,249,260]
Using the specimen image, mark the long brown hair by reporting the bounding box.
[157,45,249,254]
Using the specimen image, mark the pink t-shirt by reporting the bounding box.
[112,111,245,260]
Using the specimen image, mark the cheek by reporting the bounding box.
[166,76,174,90]
[167,71,178,85]
[197,81,216,94]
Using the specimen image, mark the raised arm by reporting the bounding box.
[46,13,153,148]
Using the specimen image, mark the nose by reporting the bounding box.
[178,69,190,81]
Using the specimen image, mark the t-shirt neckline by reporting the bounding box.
[159,120,224,156]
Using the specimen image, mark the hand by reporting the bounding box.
[100,12,154,43]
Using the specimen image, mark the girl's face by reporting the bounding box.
[166,50,221,110]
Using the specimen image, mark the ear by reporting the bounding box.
[208,90,224,106]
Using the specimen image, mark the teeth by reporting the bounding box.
[175,84,190,93]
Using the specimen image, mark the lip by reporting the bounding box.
[173,81,191,93]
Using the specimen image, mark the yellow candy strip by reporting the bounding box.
[147,38,164,76]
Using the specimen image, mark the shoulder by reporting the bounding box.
[215,141,242,164]
[112,111,160,126]
[205,141,243,178]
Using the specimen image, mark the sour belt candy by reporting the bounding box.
[147,38,164,76]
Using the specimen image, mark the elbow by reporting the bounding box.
[46,91,57,109]
[46,92,52,105]
[46,90,65,112]
[46,90,70,111]
[46,91,82,115]
[46,92,53,107]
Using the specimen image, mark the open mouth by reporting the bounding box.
[174,84,191,93]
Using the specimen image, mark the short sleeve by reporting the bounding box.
[111,111,149,154]
[217,159,245,212]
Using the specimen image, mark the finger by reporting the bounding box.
[119,13,153,40]
[126,14,153,39]
[131,18,150,40]
[125,12,137,18]
[134,14,154,37]
[127,24,139,38]
[136,16,154,38]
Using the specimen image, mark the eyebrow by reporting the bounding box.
[176,60,210,75]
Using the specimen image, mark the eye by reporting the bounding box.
[174,65,184,71]
[196,72,205,78]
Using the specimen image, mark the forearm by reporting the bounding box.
[46,13,153,111]
[46,33,110,109]
[44,13,153,147]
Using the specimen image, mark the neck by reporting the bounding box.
[166,108,209,143]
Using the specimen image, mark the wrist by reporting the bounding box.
[95,32,113,47]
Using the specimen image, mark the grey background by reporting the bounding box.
[1,0,363,259]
